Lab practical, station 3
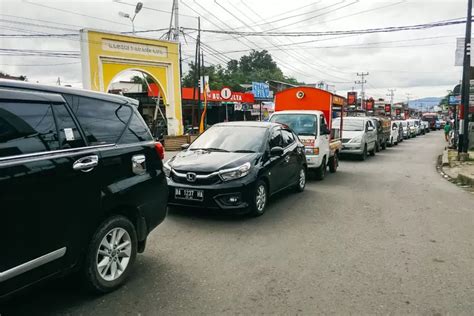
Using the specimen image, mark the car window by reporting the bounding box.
[269,127,282,148]
[0,101,60,157]
[319,115,327,135]
[67,95,132,145]
[53,103,86,149]
[119,113,153,144]
[281,129,295,147]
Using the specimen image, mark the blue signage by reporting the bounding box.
[449,95,461,105]
[252,82,270,99]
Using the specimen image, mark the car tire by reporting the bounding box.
[294,167,306,192]
[329,153,338,173]
[375,142,380,152]
[381,140,387,150]
[83,215,138,294]
[360,144,368,161]
[369,144,376,156]
[250,180,268,217]
[314,157,326,180]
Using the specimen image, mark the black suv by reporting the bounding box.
[0,80,168,299]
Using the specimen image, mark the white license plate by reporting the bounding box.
[175,188,204,201]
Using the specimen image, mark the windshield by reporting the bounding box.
[337,119,364,131]
[189,125,267,152]
[270,114,317,136]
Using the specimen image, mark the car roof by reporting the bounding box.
[0,79,138,106]
[272,110,324,116]
[213,121,281,129]
[335,116,367,120]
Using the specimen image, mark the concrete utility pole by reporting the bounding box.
[459,0,472,155]
[174,0,179,41]
[356,72,369,110]
[387,89,396,108]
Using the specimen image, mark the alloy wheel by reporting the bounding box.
[256,184,267,212]
[96,227,132,282]
[299,168,306,189]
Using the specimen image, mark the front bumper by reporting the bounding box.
[340,143,363,155]
[305,154,323,169]
[166,177,255,211]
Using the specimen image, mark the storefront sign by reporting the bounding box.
[395,108,401,116]
[347,91,357,106]
[366,99,374,111]
[252,82,270,99]
[179,87,255,103]
[102,39,168,57]
[333,95,345,106]
[220,87,232,100]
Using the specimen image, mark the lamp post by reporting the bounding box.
[117,2,143,34]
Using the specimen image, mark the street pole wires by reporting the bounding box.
[356,73,369,111]
[387,89,397,108]
[459,0,472,154]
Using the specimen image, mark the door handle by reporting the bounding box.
[73,155,99,172]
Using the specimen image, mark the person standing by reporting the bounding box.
[444,120,452,142]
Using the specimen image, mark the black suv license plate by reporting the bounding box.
[175,188,204,201]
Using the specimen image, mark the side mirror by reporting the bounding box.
[270,146,284,156]
[392,126,397,130]
[321,126,330,135]
[367,126,375,132]
[181,143,190,150]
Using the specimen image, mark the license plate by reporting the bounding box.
[175,188,204,201]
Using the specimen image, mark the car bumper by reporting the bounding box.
[166,177,255,211]
[340,143,363,155]
[305,154,323,169]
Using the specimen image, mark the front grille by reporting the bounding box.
[171,170,221,185]
[342,138,351,143]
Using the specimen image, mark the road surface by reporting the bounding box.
[3,131,474,315]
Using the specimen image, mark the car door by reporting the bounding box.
[0,90,100,295]
[267,126,287,194]
[366,120,376,149]
[281,129,299,185]
[318,115,330,159]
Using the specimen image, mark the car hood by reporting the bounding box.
[169,150,260,173]
[342,130,364,139]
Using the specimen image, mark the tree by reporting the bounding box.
[131,73,155,91]
[182,50,304,92]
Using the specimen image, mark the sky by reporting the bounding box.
[0,0,470,102]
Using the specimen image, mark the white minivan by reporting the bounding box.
[333,117,377,160]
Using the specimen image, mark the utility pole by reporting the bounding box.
[196,17,201,130]
[173,0,179,41]
[387,89,396,108]
[356,72,369,110]
[459,0,472,155]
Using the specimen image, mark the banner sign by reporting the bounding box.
[449,95,461,105]
[252,82,270,99]
[178,87,255,103]
[347,91,357,106]
[395,108,401,116]
[404,109,410,118]
[455,38,464,67]
[366,99,374,111]
[385,104,391,114]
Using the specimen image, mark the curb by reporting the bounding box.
[437,154,474,193]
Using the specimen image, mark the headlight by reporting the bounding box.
[163,160,171,177]
[349,135,362,143]
[305,147,319,155]
[219,162,251,182]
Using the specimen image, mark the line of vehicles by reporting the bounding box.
[0,81,437,301]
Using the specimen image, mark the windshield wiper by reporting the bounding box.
[297,132,316,136]
[191,147,229,152]
[233,150,256,153]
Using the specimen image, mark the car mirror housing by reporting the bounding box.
[270,146,284,156]
[367,126,375,132]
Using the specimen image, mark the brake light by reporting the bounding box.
[155,141,165,160]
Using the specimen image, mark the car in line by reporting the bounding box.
[0,81,168,299]
[334,117,377,160]
[165,122,307,216]
[422,113,439,130]
[389,121,399,146]
[369,117,390,151]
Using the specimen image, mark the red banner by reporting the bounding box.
[385,104,391,114]
[347,91,357,106]
[395,108,401,115]
[148,85,255,103]
[366,99,374,111]
[404,109,410,118]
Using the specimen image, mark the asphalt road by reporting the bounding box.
[2,130,474,315]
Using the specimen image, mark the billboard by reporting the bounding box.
[347,91,357,106]
[385,104,391,115]
[366,99,374,111]
[252,82,270,99]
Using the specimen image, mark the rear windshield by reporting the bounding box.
[270,114,317,136]
[335,119,364,131]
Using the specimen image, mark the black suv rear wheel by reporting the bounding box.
[83,215,137,293]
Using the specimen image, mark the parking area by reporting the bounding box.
[3,131,474,315]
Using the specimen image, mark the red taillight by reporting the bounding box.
[155,141,165,160]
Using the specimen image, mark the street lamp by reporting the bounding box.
[117,1,143,34]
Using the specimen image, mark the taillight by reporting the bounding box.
[155,141,165,160]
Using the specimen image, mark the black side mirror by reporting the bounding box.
[270,146,284,156]
[181,143,190,150]
[321,126,330,135]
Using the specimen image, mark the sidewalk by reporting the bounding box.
[440,149,474,189]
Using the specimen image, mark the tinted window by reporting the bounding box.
[189,125,267,152]
[269,127,282,148]
[319,116,327,134]
[68,96,132,145]
[270,114,317,136]
[119,113,153,144]
[53,104,85,149]
[0,102,60,157]
[281,129,295,147]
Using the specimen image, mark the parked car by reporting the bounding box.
[406,120,417,138]
[334,117,377,160]
[0,81,168,299]
[421,120,430,133]
[269,110,339,180]
[165,122,307,216]
[422,113,439,130]
[369,117,390,151]
[389,121,399,146]
[393,121,404,143]
[400,121,409,139]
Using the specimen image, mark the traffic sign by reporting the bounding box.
[220,87,232,100]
